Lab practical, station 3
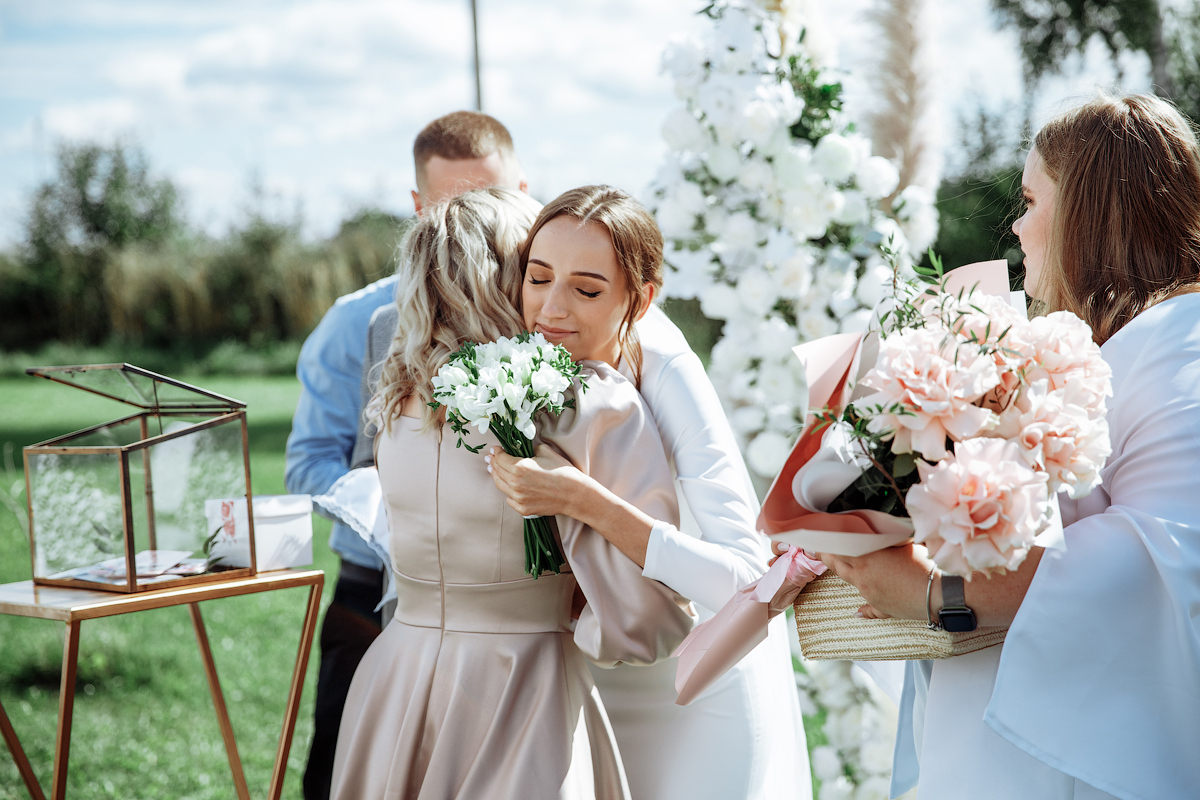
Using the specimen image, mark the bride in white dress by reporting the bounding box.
[489,185,810,800]
[816,94,1200,799]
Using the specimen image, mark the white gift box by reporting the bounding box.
[204,494,314,571]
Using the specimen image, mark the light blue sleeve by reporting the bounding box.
[890,659,932,798]
[285,310,364,499]
[285,277,397,567]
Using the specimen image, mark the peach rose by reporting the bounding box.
[1012,381,1112,498]
[906,438,1050,578]
[1016,311,1112,420]
[857,327,1000,461]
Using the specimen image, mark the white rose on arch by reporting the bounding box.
[811,133,859,183]
[857,156,900,199]
[699,282,742,321]
[663,107,712,154]
[745,429,793,477]
[662,34,708,99]
[711,4,766,71]
[893,184,940,254]
[705,143,745,182]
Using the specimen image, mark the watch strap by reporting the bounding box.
[941,573,967,609]
[937,573,978,632]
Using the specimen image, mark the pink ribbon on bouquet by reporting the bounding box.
[673,546,825,706]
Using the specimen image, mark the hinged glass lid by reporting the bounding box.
[25,364,246,410]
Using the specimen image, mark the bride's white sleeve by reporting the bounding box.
[637,338,769,616]
[983,295,1200,798]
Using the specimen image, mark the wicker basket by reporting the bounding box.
[793,573,1007,661]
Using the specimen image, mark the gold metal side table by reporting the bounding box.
[0,568,324,800]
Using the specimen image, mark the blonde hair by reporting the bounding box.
[518,186,664,386]
[373,187,541,431]
[1033,93,1200,343]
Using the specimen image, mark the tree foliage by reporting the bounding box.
[991,0,1174,96]
[28,142,181,253]
[1168,2,1200,124]
[1,140,406,354]
[8,142,182,347]
[928,104,1025,287]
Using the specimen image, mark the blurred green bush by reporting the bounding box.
[3,135,1027,377]
[0,142,408,365]
[925,103,1026,287]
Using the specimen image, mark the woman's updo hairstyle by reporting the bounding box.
[1034,93,1200,343]
[517,185,664,386]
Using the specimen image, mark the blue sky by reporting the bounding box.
[0,0,1151,248]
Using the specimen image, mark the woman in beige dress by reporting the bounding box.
[329,187,694,800]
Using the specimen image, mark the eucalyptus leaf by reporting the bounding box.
[892,452,918,478]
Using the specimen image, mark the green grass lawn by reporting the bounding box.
[0,374,338,800]
[0,369,828,800]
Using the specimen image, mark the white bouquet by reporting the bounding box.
[431,332,584,576]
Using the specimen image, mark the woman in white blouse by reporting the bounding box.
[815,94,1200,799]
[490,185,810,800]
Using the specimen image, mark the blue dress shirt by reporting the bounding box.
[285,275,399,569]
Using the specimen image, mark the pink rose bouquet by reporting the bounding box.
[815,260,1112,578]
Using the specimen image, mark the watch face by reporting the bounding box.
[939,608,977,633]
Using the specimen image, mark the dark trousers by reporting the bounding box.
[303,561,385,800]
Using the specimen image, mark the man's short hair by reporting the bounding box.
[413,111,517,188]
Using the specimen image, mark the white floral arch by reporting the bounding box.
[651,2,935,797]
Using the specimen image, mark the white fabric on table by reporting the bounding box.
[893,293,1200,800]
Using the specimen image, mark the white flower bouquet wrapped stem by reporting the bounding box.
[431,332,583,577]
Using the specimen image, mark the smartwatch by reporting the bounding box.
[937,573,978,632]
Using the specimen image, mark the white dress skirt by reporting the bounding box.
[594,307,811,800]
[912,650,1117,799]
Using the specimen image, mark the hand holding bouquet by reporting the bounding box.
[431,332,584,576]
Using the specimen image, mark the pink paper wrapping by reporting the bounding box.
[673,546,825,706]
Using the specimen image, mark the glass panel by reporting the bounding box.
[28,452,126,580]
[57,417,146,448]
[146,417,249,574]
[27,364,243,410]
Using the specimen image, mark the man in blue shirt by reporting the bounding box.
[286,110,527,800]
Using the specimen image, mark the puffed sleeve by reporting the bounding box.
[538,360,697,668]
[984,295,1200,798]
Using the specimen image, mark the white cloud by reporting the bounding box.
[41,97,142,139]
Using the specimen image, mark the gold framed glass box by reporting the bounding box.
[23,364,257,592]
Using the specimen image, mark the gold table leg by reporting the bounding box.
[0,694,46,800]
[267,580,323,800]
[51,621,80,800]
[189,602,251,800]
